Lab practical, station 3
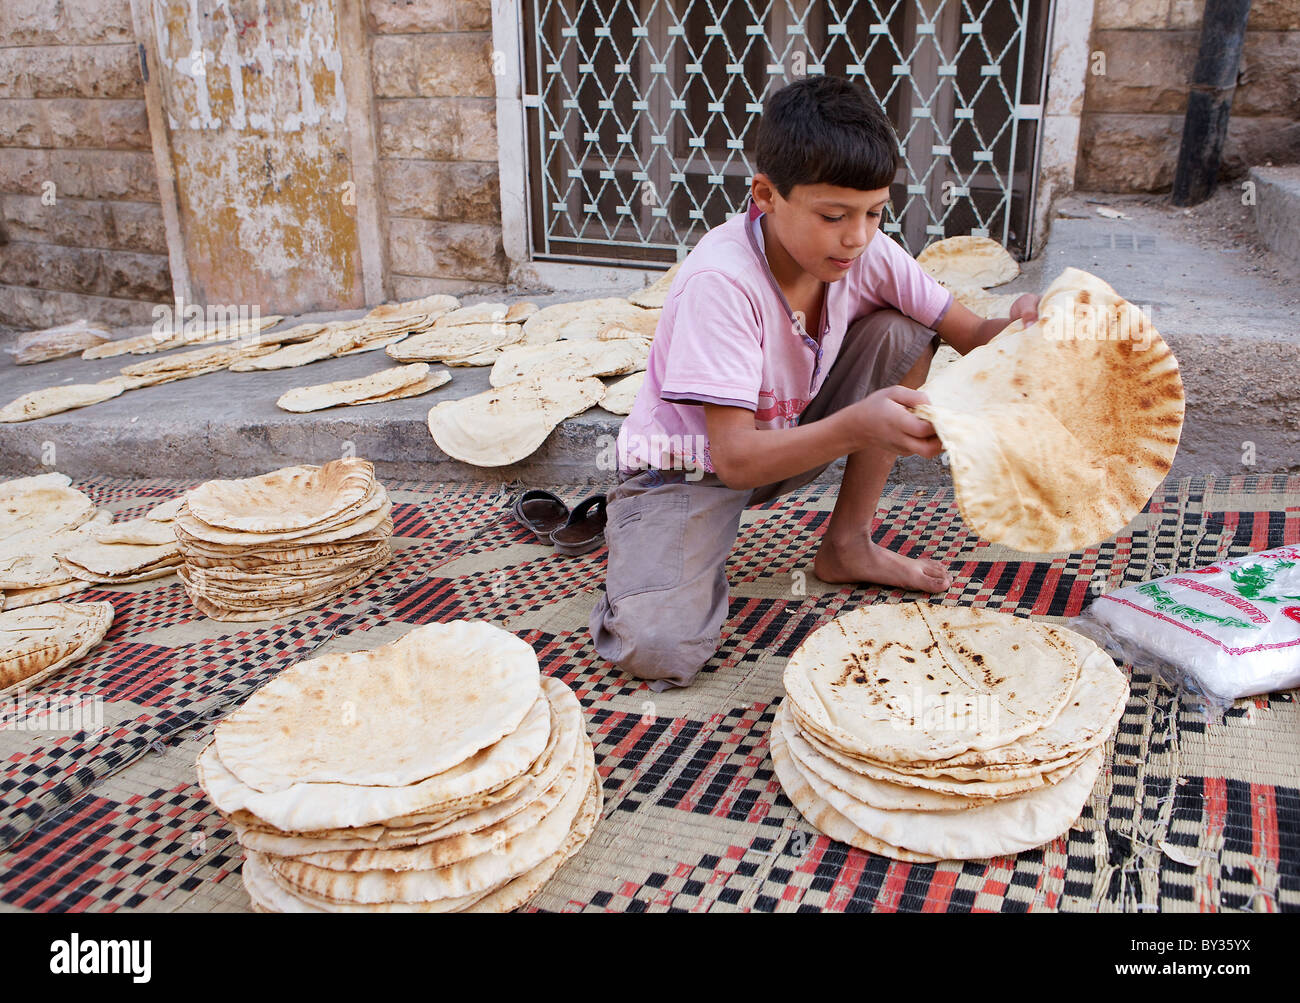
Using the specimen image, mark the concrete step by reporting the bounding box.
[1250,165,1300,269]
[1,185,1296,487]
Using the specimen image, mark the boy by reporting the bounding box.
[590,76,1039,690]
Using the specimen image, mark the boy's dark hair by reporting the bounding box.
[755,76,900,197]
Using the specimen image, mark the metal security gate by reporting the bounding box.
[518,0,1054,266]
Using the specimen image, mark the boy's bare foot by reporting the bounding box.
[813,533,953,593]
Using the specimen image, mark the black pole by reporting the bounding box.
[1171,0,1253,206]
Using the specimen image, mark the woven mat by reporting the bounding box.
[1,473,1297,913]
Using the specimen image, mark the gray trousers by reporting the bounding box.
[589,309,939,689]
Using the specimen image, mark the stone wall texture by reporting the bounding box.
[0,0,507,332]
[0,0,171,329]
[1079,0,1300,192]
[366,0,507,297]
[13,1,1284,323]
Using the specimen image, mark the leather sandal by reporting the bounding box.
[511,489,569,544]
[549,494,608,556]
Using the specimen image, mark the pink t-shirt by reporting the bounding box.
[617,201,952,473]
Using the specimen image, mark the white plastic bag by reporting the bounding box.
[1070,546,1300,711]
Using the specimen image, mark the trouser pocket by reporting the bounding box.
[604,491,688,604]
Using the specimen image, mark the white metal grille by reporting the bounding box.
[521,0,1053,264]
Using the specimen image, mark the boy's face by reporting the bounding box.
[751,176,890,284]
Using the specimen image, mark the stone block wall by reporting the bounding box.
[366,0,507,298]
[25,1,1288,323]
[0,0,510,334]
[0,0,171,329]
[1078,0,1300,192]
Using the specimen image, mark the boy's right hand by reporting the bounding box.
[842,386,944,458]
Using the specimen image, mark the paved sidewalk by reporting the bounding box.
[0,184,1296,486]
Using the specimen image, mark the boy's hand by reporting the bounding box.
[841,386,944,458]
[1009,293,1039,325]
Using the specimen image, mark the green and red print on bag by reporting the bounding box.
[1078,546,1300,708]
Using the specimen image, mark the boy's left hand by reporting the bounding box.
[1009,293,1039,325]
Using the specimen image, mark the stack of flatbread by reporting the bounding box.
[917,235,1022,320]
[82,314,283,359]
[0,600,114,697]
[386,301,538,366]
[915,267,1184,553]
[57,514,182,584]
[1,476,185,607]
[774,604,1128,861]
[230,299,459,373]
[519,297,660,345]
[194,621,602,912]
[0,473,104,608]
[173,459,393,621]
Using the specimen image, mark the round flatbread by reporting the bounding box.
[520,298,659,344]
[214,621,541,792]
[365,294,460,323]
[185,460,376,534]
[387,323,524,363]
[917,235,1019,288]
[0,477,96,538]
[0,601,114,695]
[915,267,1184,553]
[2,579,93,609]
[600,371,645,415]
[769,726,941,863]
[197,688,553,832]
[626,262,681,310]
[782,604,1082,763]
[427,375,605,467]
[276,364,445,413]
[0,382,125,422]
[488,338,649,388]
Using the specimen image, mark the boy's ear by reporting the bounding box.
[751,173,780,214]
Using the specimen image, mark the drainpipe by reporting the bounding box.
[1171,0,1253,206]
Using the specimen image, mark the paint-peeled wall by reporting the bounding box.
[146,0,367,313]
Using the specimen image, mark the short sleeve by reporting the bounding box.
[659,270,765,410]
[869,233,953,329]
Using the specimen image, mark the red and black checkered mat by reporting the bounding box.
[0,474,1297,912]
